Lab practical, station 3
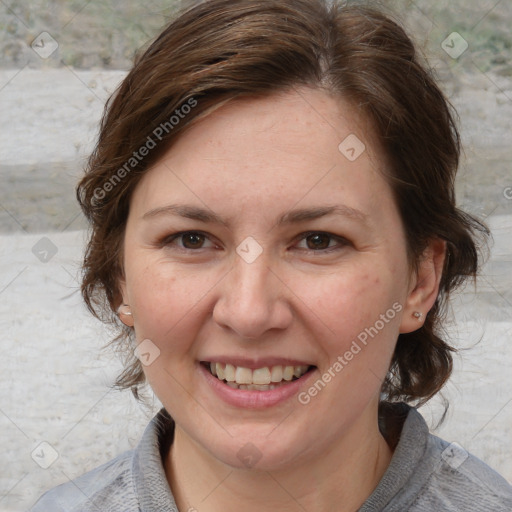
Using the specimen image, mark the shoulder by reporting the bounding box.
[363,405,512,512]
[29,449,137,512]
[389,406,512,511]
[413,432,512,512]
[29,409,177,512]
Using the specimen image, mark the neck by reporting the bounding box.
[165,405,393,512]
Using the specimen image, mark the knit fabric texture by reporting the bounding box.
[30,405,512,511]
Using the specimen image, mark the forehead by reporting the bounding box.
[130,87,394,226]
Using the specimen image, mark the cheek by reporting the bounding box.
[307,270,390,332]
[126,260,205,346]
[125,262,214,398]
[303,271,402,407]
[301,264,402,369]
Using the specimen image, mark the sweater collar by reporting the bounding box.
[133,404,429,511]
[132,408,178,512]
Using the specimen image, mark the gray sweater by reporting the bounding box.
[29,405,512,511]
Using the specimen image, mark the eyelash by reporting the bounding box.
[160,230,349,253]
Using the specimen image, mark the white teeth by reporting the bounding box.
[207,362,310,387]
[294,366,305,378]
[215,363,225,380]
[234,383,278,391]
[283,366,294,381]
[252,367,271,385]
[270,366,283,382]
[224,364,236,382]
[235,366,253,384]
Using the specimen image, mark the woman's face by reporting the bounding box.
[120,88,421,470]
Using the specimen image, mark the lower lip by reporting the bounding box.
[199,363,315,409]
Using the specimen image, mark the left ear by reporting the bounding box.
[400,238,446,334]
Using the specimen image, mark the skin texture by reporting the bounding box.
[118,87,445,512]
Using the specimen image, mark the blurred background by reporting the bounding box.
[0,1,511,510]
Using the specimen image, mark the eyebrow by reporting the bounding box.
[142,204,367,226]
[142,204,229,226]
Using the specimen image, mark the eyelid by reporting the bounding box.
[293,231,350,252]
[159,230,218,249]
[158,230,349,252]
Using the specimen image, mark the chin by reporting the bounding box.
[200,425,308,472]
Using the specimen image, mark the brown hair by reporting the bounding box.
[77,0,488,407]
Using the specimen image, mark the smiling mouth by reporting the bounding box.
[202,362,314,390]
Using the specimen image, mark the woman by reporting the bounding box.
[31,0,512,510]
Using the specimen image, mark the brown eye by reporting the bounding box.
[180,232,206,249]
[305,233,332,250]
[294,232,348,253]
[160,231,217,251]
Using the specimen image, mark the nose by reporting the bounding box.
[212,254,293,340]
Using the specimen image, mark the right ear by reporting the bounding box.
[116,280,134,327]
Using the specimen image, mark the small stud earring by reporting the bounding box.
[413,311,423,320]
[117,304,132,316]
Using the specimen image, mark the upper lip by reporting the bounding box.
[200,357,314,369]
